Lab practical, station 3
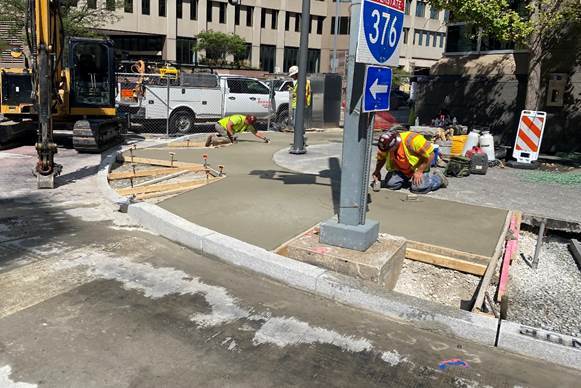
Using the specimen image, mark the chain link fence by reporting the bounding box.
[116,71,293,137]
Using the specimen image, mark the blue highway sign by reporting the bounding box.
[363,65,392,112]
[356,0,405,66]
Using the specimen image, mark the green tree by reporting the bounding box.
[196,30,247,65]
[0,0,122,40]
[428,0,581,110]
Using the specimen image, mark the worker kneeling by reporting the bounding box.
[372,130,448,194]
[206,114,270,146]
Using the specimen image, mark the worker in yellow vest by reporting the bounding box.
[205,114,270,146]
[372,130,448,194]
[288,65,311,131]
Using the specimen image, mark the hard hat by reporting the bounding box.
[377,130,400,152]
[246,115,257,125]
[288,65,299,77]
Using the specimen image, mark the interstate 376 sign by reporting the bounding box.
[356,0,405,66]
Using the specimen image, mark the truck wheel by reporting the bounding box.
[170,110,195,134]
[276,109,290,127]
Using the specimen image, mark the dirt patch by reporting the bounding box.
[394,259,480,309]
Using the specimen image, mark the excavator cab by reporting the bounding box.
[68,38,116,111]
[0,68,35,116]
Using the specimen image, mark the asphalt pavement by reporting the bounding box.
[1,139,580,387]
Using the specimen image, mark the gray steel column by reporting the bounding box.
[331,0,340,73]
[319,0,379,252]
[289,0,310,155]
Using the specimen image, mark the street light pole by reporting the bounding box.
[289,0,310,155]
[332,0,340,73]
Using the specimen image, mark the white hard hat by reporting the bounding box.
[288,65,299,77]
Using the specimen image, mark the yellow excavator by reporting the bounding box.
[0,0,125,188]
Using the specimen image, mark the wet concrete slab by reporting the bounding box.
[127,133,507,256]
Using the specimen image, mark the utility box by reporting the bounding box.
[309,73,342,128]
[546,73,567,108]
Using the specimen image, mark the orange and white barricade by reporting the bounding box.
[513,110,547,163]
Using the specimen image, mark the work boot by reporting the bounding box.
[433,169,449,188]
[205,135,213,147]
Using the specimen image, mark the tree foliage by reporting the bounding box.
[0,0,122,41]
[196,30,247,65]
[428,0,581,46]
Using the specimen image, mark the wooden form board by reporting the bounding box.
[497,211,522,302]
[117,177,218,196]
[471,211,514,312]
[118,155,201,168]
[405,248,487,276]
[108,166,206,181]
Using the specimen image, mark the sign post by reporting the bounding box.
[319,0,404,252]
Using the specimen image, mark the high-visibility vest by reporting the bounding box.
[379,132,434,176]
[218,114,251,133]
[291,79,311,109]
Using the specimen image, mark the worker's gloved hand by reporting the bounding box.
[263,137,271,144]
[372,171,382,181]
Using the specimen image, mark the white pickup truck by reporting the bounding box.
[119,73,278,134]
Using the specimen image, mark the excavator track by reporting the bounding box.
[72,118,125,153]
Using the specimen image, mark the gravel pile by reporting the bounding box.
[507,231,581,337]
[394,259,480,309]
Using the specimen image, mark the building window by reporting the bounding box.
[430,7,439,19]
[416,1,426,17]
[261,9,266,29]
[405,0,411,15]
[87,0,96,9]
[433,32,438,47]
[403,27,409,44]
[106,0,115,11]
[294,14,300,32]
[235,5,240,25]
[190,0,197,20]
[316,16,324,35]
[446,24,477,52]
[309,16,313,33]
[285,12,290,31]
[177,38,196,65]
[330,17,349,35]
[177,0,182,19]
[283,47,298,72]
[440,33,446,48]
[124,0,133,13]
[271,10,278,30]
[142,0,149,15]
[158,0,166,17]
[307,49,320,73]
[219,2,226,24]
[207,1,212,22]
[246,7,253,27]
[260,44,276,73]
[424,31,430,46]
[414,30,424,45]
[444,10,450,22]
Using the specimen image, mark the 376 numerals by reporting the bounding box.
[368,10,398,47]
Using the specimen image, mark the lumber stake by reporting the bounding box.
[570,239,581,270]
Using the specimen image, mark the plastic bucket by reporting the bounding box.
[452,135,468,156]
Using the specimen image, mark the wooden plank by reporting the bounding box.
[471,210,513,312]
[274,225,320,256]
[405,248,487,276]
[497,212,522,302]
[117,155,200,168]
[166,141,206,148]
[407,240,491,265]
[108,166,205,181]
[135,184,206,200]
[117,177,216,196]
[134,177,223,200]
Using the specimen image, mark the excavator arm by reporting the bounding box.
[27,0,65,188]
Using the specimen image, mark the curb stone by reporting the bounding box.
[97,139,581,372]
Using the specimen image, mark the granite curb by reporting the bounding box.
[97,139,581,372]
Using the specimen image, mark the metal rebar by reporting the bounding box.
[532,219,546,269]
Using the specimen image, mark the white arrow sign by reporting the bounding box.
[369,78,389,100]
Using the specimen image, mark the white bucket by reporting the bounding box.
[462,130,480,156]
[479,131,495,161]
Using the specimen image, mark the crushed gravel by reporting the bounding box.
[394,259,480,309]
[507,231,581,337]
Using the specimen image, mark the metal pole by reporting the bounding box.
[332,0,340,73]
[319,0,379,251]
[166,76,170,137]
[532,219,546,269]
[289,0,310,155]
